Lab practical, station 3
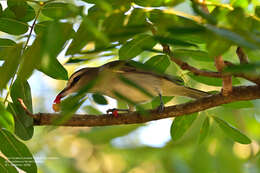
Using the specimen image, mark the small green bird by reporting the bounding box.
[53,60,209,114]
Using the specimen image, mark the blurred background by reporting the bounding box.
[1,0,260,173]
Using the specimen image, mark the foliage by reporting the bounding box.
[0,0,259,172]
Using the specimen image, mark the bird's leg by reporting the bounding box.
[106,108,130,117]
[157,93,165,113]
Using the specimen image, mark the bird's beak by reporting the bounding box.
[53,88,68,104]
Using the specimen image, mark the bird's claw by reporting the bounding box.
[157,103,165,113]
[157,93,164,113]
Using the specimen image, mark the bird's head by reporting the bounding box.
[53,67,98,104]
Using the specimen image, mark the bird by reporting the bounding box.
[53,60,209,115]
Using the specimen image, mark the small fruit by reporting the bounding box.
[52,103,60,112]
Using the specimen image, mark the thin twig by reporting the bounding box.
[17,98,37,119]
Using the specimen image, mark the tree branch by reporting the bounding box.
[214,55,232,96]
[30,85,260,126]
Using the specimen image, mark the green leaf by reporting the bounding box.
[223,101,253,109]
[224,63,260,75]
[42,2,81,19]
[119,34,157,60]
[34,21,53,35]
[0,38,16,60]
[66,16,109,55]
[0,156,18,173]
[0,43,22,90]
[5,0,35,22]
[83,105,102,115]
[150,96,173,109]
[0,38,16,49]
[154,36,197,47]
[92,93,108,105]
[171,113,197,141]
[213,116,251,144]
[206,25,259,49]
[7,103,34,141]
[9,79,34,140]
[188,72,240,86]
[173,49,211,62]
[133,0,184,7]
[37,57,68,80]
[199,116,210,144]
[144,55,170,73]
[127,8,147,27]
[0,128,37,173]
[255,6,260,18]
[17,36,42,80]
[19,22,71,80]
[11,79,32,112]
[0,102,14,132]
[206,35,232,57]
[0,17,28,35]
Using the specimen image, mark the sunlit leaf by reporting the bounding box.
[0,43,22,90]
[213,116,251,144]
[171,113,197,141]
[224,63,260,75]
[119,34,157,60]
[42,2,82,19]
[0,102,14,132]
[83,105,102,115]
[206,35,232,57]
[133,0,184,7]
[17,35,42,80]
[188,72,240,86]
[199,116,210,144]
[66,16,109,55]
[223,101,253,109]
[206,25,259,49]
[19,22,71,80]
[0,128,37,173]
[144,55,170,73]
[173,49,212,62]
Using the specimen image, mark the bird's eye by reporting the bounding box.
[72,76,81,84]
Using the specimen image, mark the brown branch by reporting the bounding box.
[17,98,37,119]
[214,56,232,96]
[162,42,260,85]
[29,85,260,126]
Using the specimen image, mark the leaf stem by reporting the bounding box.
[3,7,42,105]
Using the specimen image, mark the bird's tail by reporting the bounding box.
[178,86,210,99]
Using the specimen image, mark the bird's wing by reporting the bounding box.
[102,60,184,85]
